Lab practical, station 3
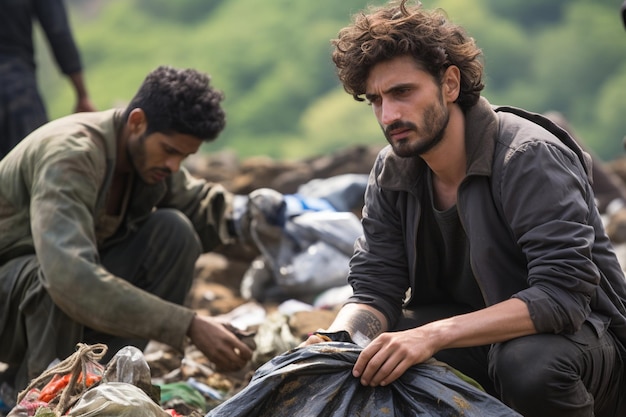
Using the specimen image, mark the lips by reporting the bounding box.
[388,128,412,141]
[151,170,169,182]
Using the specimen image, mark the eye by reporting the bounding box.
[365,95,381,107]
[394,87,412,97]
[163,145,179,155]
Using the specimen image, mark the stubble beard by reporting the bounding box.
[128,132,150,183]
[384,98,450,159]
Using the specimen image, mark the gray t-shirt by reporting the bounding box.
[410,170,485,311]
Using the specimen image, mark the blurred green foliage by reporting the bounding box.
[36,0,626,161]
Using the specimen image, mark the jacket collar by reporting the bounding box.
[378,97,498,191]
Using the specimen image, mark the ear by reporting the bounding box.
[127,108,147,136]
[442,65,461,103]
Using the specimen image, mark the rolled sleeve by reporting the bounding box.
[501,140,599,334]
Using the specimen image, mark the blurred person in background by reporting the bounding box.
[0,0,96,159]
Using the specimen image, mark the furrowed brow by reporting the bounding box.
[364,93,379,102]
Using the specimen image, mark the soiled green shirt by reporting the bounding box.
[0,109,235,351]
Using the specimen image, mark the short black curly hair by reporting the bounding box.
[332,0,484,112]
[123,65,226,142]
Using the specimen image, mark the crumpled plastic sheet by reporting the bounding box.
[206,341,522,417]
[67,382,170,417]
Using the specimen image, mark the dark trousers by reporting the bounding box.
[396,304,626,417]
[0,209,201,390]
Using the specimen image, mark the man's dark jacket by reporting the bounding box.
[347,97,626,349]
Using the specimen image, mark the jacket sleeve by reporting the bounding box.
[346,151,412,328]
[500,140,599,334]
[30,135,195,351]
[159,167,235,252]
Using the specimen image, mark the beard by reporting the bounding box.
[383,96,450,158]
[128,132,170,184]
[128,132,148,180]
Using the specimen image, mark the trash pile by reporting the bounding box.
[5,344,191,417]
[4,337,525,417]
[205,335,523,417]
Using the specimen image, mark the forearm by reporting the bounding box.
[327,303,390,341]
[68,72,89,99]
[421,298,537,351]
[67,72,96,113]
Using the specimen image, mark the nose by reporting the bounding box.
[165,156,183,173]
[379,100,401,126]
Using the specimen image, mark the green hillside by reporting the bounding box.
[36,0,626,161]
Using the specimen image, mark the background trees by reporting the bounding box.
[37,0,626,161]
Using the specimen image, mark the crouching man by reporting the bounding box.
[0,65,275,391]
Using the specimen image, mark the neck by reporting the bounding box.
[422,104,466,188]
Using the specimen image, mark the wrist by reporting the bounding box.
[420,318,458,352]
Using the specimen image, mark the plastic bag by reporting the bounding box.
[294,173,368,213]
[102,345,160,404]
[240,174,368,304]
[242,211,363,302]
[8,344,107,417]
[67,382,170,417]
[205,341,522,417]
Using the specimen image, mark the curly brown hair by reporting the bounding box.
[331,0,484,111]
[123,66,226,142]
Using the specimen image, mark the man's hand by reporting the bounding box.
[74,96,96,113]
[187,314,253,372]
[298,326,431,387]
[353,328,436,387]
[353,299,538,387]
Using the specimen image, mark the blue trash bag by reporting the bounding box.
[205,340,522,417]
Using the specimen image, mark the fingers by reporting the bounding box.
[232,338,253,362]
[211,332,254,372]
[354,348,406,386]
[211,342,249,371]
[353,335,415,387]
[189,315,255,372]
[358,350,410,386]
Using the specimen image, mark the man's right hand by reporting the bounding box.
[187,314,253,372]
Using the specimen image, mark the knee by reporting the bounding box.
[491,341,546,399]
[489,336,591,416]
[149,209,201,254]
[490,338,563,412]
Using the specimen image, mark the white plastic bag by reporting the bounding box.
[68,382,170,417]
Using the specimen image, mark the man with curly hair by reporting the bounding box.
[0,66,257,392]
[304,1,626,416]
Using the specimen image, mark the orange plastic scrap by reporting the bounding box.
[81,372,101,388]
[37,372,102,403]
[38,374,69,403]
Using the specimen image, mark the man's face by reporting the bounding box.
[365,55,451,158]
[128,130,203,184]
